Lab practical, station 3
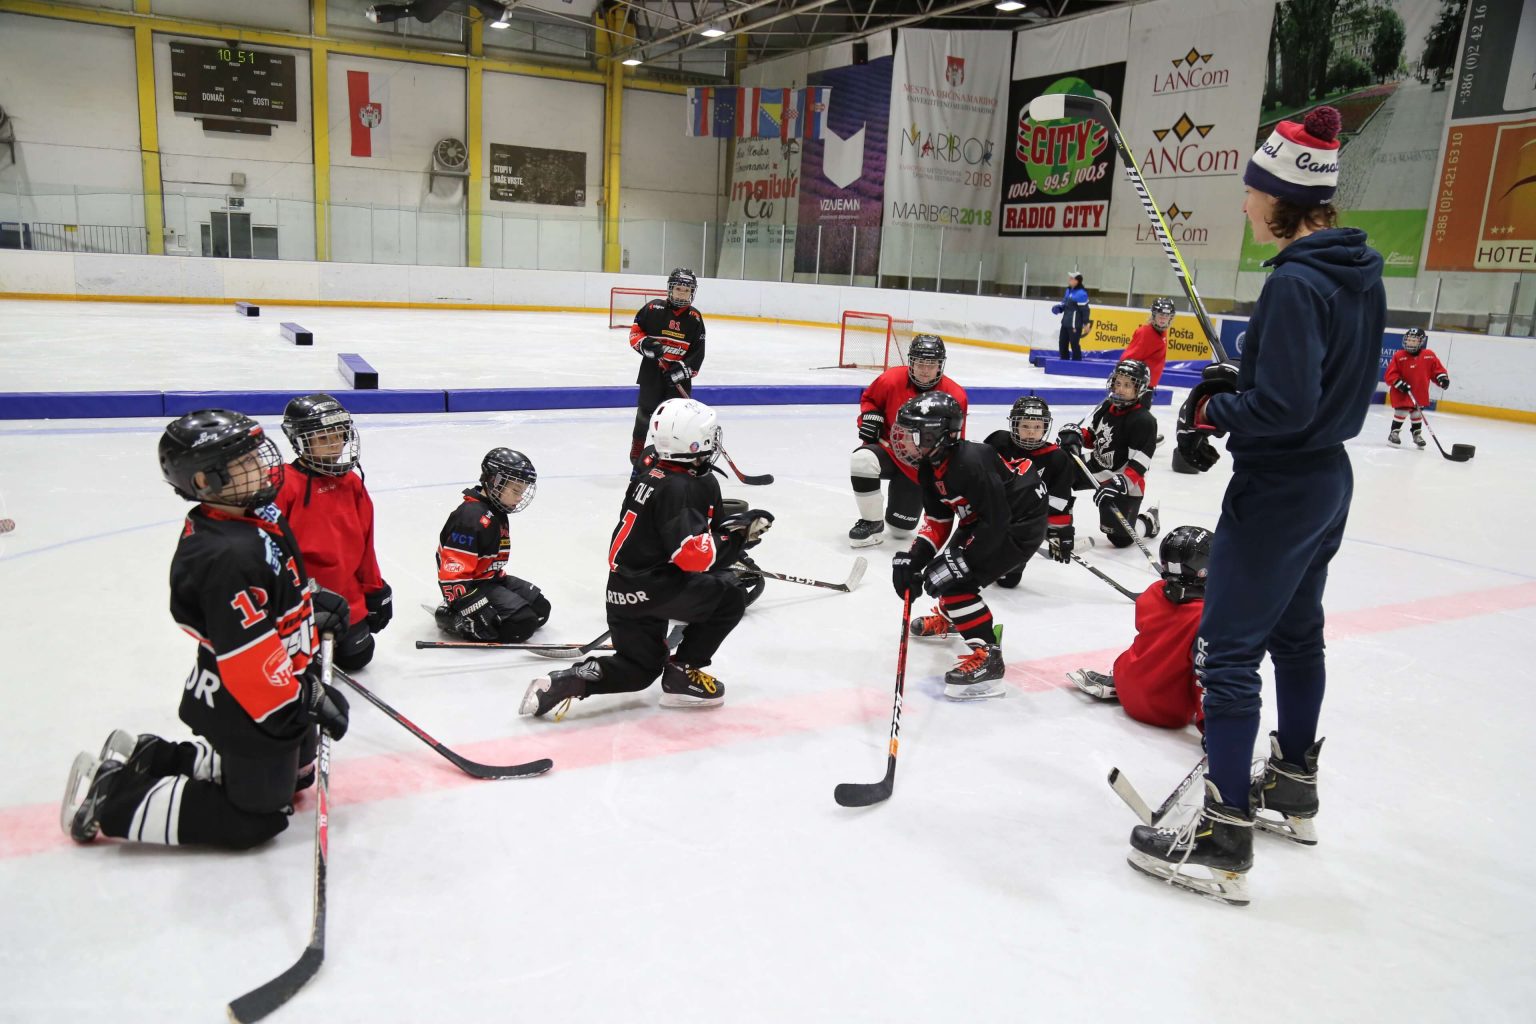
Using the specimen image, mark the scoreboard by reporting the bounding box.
[169,42,297,123]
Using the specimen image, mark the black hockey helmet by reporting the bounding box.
[891,392,963,467]
[667,267,698,307]
[1160,525,1213,604]
[159,409,284,509]
[282,393,359,477]
[1150,298,1176,330]
[906,333,947,391]
[1108,358,1152,407]
[1009,395,1052,450]
[1402,327,1427,354]
[480,448,537,514]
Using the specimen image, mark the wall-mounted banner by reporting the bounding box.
[1080,307,1214,359]
[687,87,830,140]
[998,63,1126,236]
[721,137,797,280]
[795,56,893,278]
[884,30,1011,243]
[1426,0,1536,272]
[488,144,586,206]
[347,69,388,158]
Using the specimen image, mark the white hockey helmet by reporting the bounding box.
[647,398,721,468]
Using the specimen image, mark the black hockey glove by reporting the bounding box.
[1047,523,1074,563]
[716,508,774,562]
[858,411,884,444]
[300,662,350,741]
[1093,473,1129,507]
[922,546,972,597]
[891,544,934,598]
[1392,378,1413,394]
[1434,374,1450,389]
[1175,363,1238,474]
[310,585,351,638]
[1056,425,1085,454]
[638,337,665,361]
[450,590,501,642]
[664,363,693,388]
[365,581,393,633]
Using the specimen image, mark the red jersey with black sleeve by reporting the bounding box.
[982,431,1076,531]
[273,464,383,627]
[630,300,706,384]
[1122,324,1169,388]
[1112,580,1204,730]
[914,440,1049,575]
[1077,396,1158,498]
[1383,348,1447,409]
[436,489,510,606]
[171,504,319,756]
[859,368,969,483]
[607,459,724,595]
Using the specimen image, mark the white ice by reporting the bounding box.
[1,302,1533,1022]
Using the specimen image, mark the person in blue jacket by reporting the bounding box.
[1052,273,1090,360]
[1131,106,1386,905]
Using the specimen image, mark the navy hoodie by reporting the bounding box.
[1205,227,1385,461]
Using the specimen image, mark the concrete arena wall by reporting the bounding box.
[2,249,1533,420]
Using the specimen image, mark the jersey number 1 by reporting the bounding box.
[608,511,638,571]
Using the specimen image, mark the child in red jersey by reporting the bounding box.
[1384,328,1449,448]
[1068,525,1212,730]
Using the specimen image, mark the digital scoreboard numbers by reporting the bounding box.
[169,42,297,123]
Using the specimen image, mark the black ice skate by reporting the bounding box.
[1411,426,1427,448]
[60,753,126,842]
[1138,503,1161,539]
[909,612,953,640]
[944,641,1005,700]
[1252,731,1323,845]
[521,658,602,719]
[1127,780,1254,906]
[1387,426,1402,445]
[660,662,725,709]
[1067,669,1117,701]
[848,518,885,548]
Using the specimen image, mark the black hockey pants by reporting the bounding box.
[589,569,745,693]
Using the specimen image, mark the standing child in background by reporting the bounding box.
[983,396,1078,584]
[1384,328,1449,447]
[434,449,552,644]
[1069,526,1213,731]
[1122,298,1176,388]
[1059,359,1161,548]
[628,268,705,467]
[275,394,391,672]
[1052,273,1091,361]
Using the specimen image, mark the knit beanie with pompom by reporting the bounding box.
[1243,106,1342,205]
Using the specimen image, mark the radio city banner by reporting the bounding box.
[1108,0,1273,261]
[883,30,1011,253]
[795,56,893,278]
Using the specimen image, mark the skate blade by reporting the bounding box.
[1254,812,1318,846]
[519,678,551,717]
[60,752,99,841]
[1066,670,1117,701]
[658,693,724,709]
[849,535,884,549]
[1126,851,1250,906]
[943,684,1006,701]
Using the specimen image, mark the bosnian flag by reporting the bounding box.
[347,70,387,158]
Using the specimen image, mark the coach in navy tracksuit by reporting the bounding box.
[1052,274,1090,360]
[1152,107,1385,889]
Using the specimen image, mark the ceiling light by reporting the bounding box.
[995,1,1026,10]
[622,57,643,66]
[700,26,727,38]
[489,17,510,28]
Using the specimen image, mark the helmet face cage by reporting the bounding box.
[1150,298,1175,331]
[289,414,359,477]
[891,394,962,467]
[1009,398,1052,449]
[161,412,285,509]
[480,449,537,514]
[907,334,947,391]
[667,268,697,307]
[1108,360,1152,407]
[1402,328,1426,354]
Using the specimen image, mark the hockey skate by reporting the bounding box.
[1138,503,1161,539]
[1067,669,1117,701]
[1387,426,1402,445]
[60,752,126,842]
[521,658,602,719]
[660,662,725,709]
[1411,426,1427,449]
[848,518,885,548]
[909,612,953,640]
[944,641,1005,700]
[1252,732,1323,845]
[1127,780,1254,906]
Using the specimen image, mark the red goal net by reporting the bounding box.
[838,310,916,371]
[610,287,667,329]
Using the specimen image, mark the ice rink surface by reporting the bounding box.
[1,302,1533,1022]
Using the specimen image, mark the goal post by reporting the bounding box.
[609,287,667,329]
[838,310,916,371]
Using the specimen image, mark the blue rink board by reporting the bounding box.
[1,384,1168,420]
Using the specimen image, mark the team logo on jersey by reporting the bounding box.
[669,320,681,331]
[479,515,492,527]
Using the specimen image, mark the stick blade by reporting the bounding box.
[1107,767,1155,825]
[845,556,868,591]
[1027,93,1067,121]
[833,780,893,807]
[226,946,323,1023]
[738,472,775,486]
[462,756,554,781]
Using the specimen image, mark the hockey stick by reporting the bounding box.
[226,636,335,1023]
[673,383,774,485]
[1107,756,1208,827]
[756,557,868,593]
[834,589,913,808]
[1408,396,1474,462]
[415,625,686,657]
[1067,450,1163,574]
[1040,545,1139,602]
[1028,92,1227,365]
[332,667,553,780]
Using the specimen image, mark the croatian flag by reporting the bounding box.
[347,70,387,158]
[799,86,829,140]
